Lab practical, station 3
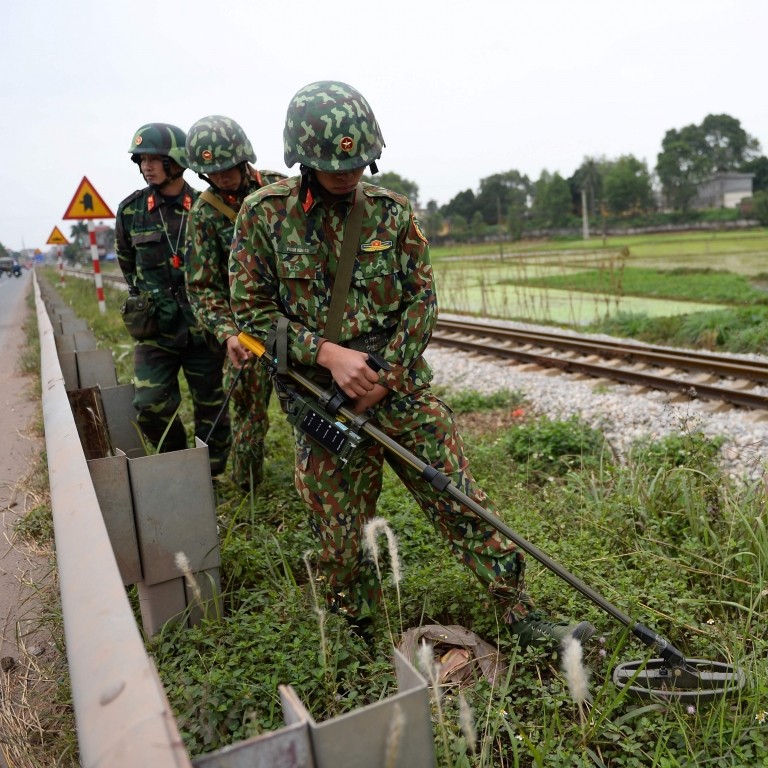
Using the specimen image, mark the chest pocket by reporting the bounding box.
[275,246,325,321]
[133,231,166,270]
[352,250,401,311]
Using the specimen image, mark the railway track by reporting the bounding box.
[65,268,768,411]
[432,318,768,412]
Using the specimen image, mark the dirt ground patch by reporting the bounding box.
[0,278,49,660]
[0,276,70,767]
[455,407,526,440]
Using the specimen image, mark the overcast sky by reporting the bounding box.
[2,0,767,253]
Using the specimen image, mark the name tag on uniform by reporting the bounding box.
[278,244,317,255]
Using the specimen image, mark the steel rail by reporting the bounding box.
[431,324,768,410]
[34,274,192,768]
[435,318,768,382]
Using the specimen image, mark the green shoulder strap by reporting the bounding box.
[324,184,365,343]
[200,189,238,223]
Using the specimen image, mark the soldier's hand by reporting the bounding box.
[226,335,252,368]
[316,341,379,399]
[351,384,389,413]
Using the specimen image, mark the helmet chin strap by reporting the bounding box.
[298,163,375,203]
[299,165,311,204]
[236,162,249,191]
[159,158,184,186]
[197,163,248,193]
[135,155,183,191]
[145,175,179,192]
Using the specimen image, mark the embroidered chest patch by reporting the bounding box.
[360,239,393,253]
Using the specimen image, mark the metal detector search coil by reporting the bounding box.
[612,657,747,703]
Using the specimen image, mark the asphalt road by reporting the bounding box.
[0,269,47,663]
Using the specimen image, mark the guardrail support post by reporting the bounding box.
[35,273,195,767]
[192,649,435,768]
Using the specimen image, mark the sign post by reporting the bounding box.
[46,226,69,286]
[62,177,115,315]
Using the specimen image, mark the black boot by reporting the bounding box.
[508,610,595,651]
[344,615,375,646]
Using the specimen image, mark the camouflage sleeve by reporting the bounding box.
[185,200,239,343]
[378,205,436,393]
[230,196,325,366]
[114,205,136,287]
[257,169,288,186]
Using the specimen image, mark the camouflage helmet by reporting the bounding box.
[128,123,188,168]
[185,115,256,174]
[283,81,384,171]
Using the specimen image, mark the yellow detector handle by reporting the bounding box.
[238,332,267,358]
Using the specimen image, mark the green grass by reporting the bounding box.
[425,230,768,340]
[37,262,768,766]
[520,268,768,305]
[587,307,768,355]
[148,395,767,766]
[429,229,768,264]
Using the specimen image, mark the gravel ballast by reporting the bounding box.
[425,315,768,485]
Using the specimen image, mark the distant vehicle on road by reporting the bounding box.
[0,258,23,277]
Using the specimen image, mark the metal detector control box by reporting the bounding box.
[287,394,367,463]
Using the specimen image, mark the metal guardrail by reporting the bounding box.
[34,271,436,767]
[34,273,193,768]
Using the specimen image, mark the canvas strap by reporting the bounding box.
[200,189,238,223]
[324,184,365,343]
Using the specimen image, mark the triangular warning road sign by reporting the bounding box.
[46,226,69,245]
[63,176,115,220]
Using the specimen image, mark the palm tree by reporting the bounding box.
[69,222,90,261]
[69,222,88,247]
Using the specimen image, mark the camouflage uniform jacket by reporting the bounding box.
[186,167,286,345]
[230,176,435,396]
[115,182,200,346]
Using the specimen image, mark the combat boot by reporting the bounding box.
[342,615,375,647]
[508,610,595,651]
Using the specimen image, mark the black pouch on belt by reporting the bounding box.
[120,290,159,340]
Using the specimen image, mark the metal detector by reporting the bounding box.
[205,359,249,445]
[239,332,747,703]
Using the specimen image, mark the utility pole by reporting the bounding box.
[497,196,504,260]
[581,189,590,241]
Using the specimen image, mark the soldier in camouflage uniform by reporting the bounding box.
[115,122,231,474]
[185,116,286,490]
[230,82,594,649]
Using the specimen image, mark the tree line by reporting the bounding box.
[3,113,765,258]
[374,113,768,241]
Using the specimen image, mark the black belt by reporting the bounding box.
[344,328,391,354]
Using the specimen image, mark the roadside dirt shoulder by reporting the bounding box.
[0,284,49,660]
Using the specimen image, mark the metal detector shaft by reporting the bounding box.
[238,332,688,668]
[205,359,248,445]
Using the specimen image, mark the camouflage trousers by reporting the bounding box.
[295,387,528,621]
[224,357,272,489]
[132,338,230,475]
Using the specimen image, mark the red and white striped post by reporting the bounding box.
[62,177,114,311]
[58,245,65,286]
[88,220,106,314]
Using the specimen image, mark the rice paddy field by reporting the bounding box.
[431,230,768,325]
